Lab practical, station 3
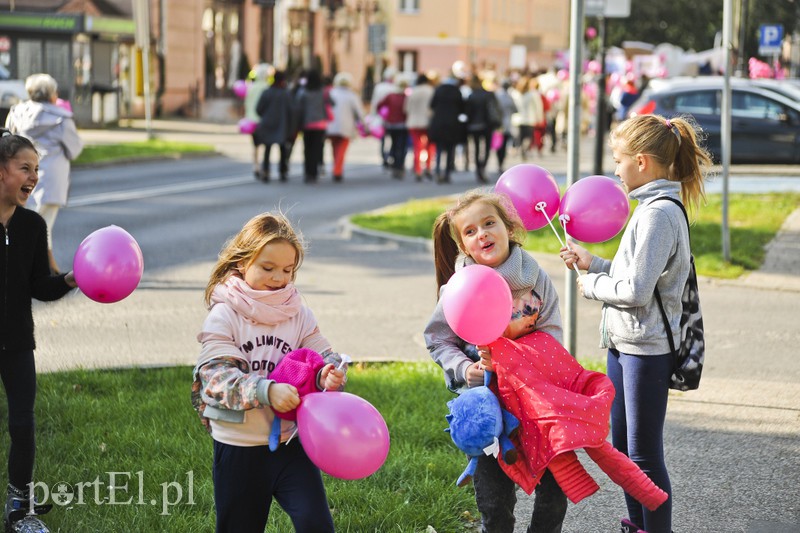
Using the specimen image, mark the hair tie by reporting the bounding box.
[664,118,681,146]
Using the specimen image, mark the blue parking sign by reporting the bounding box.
[759,24,783,55]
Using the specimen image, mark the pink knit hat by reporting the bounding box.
[270,348,325,421]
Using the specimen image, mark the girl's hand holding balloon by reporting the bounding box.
[477,346,493,372]
[319,364,346,391]
[268,383,300,413]
[559,238,593,271]
[64,271,78,289]
[466,361,485,388]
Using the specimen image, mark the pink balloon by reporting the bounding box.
[232,79,248,99]
[297,392,390,480]
[74,226,144,303]
[490,130,503,151]
[441,265,512,346]
[55,98,72,113]
[370,124,385,139]
[495,164,561,231]
[238,118,257,134]
[378,105,389,119]
[559,175,630,243]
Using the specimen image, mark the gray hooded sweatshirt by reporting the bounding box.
[582,179,690,356]
[6,100,83,208]
[424,245,563,391]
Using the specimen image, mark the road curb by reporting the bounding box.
[338,215,800,294]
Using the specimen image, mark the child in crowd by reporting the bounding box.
[0,130,78,533]
[192,212,346,533]
[560,114,711,533]
[424,189,567,532]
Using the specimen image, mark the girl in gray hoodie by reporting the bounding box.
[560,114,712,533]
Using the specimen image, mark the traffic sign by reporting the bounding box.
[758,24,783,56]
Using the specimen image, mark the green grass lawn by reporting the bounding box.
[350,193,800,279]
[1,364,485,532]
[73,140,215,166]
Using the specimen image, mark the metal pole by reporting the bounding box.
[564,0,584,355]
[142,45,154,140]
[593,16,607,175]
[721,0,732,262]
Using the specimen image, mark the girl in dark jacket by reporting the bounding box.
[0,131,77,533]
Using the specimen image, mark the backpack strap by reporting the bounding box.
[650,196,690,358]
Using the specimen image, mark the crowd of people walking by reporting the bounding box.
[241,61,571,185]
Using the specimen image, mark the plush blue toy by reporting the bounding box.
[445,371,520,486]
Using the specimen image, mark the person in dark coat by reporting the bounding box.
[465,74,501,183]
[255,70,294,182]
[294,70,330,183]
[428,73,465,184]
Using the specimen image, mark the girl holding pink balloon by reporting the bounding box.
[0,131,78,533]
[424,189,568,532]
[193,212,346,533]
[560,114,711,533]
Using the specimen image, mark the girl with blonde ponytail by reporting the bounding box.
[559,113,712,533]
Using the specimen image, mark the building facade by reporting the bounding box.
[0,0,569,125]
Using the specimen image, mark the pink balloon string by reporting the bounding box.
[535,204,581,274]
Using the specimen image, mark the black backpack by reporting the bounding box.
[652,197,705,391]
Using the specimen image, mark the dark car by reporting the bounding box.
[629,77,800,163]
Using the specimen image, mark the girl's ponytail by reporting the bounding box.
[671,117,712,220]
[432,212,459,299]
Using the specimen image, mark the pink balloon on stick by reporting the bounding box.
[495,164,561,231]
[73,226,144,303]
[441,264,512,346]
[559,175,630,243]
[297,392,390,480]
[238,118,257,134]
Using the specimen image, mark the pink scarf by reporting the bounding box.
[210,275,303,325]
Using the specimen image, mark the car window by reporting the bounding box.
[673,90,717,115]
[732,92,784,121]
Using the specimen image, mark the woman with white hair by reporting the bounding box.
[325,72,364,182]
[5,73,83,274]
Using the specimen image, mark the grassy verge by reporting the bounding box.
[350,193,800,279]
[2,364,483,532]
[73,140,215,166]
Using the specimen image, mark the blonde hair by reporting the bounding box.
[432,189,526,296]
[610,114,712,219]
[204,212,305,306]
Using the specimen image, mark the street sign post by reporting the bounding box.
[758,24,783,56]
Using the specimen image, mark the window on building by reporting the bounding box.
[398,50,417,74]
[399,0,419,13]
